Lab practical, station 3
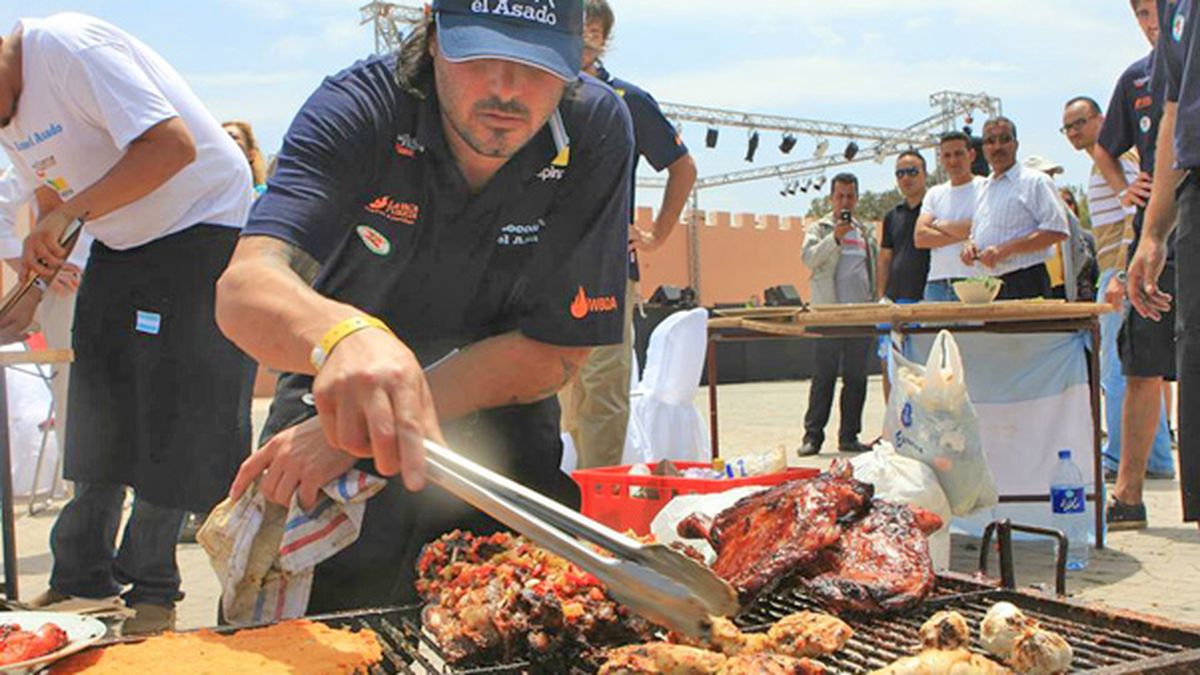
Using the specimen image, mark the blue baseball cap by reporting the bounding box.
[432,0,583,82]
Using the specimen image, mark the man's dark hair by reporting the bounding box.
[983,116,1018,140]
[585,0,615,39]
[897,149,927,171]
[1064,95,1103,115]
[396,15,435,98]
[939,130,972,150]
[830,172,859,196]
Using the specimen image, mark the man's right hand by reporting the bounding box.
[1122,172,1153,209]
[1104,274,1127,308]
[310,327,443,490]
[960,241,981,266]
[1127,237,1172,320]
[22,209,73,278]
[834,221,853,242]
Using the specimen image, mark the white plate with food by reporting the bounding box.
[0,611,107,673]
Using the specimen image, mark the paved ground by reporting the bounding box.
[7,378,1198,630]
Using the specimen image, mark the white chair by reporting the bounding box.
[622,307,711,465]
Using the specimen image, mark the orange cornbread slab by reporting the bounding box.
[51,619,382,674]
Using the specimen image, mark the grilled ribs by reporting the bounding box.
[795,500,942,614]
[677,471,873,599]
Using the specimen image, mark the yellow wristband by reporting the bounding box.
[310,315,393,371]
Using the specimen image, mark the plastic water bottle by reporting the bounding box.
[1050,449,1089,570]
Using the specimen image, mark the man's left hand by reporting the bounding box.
[228,416,358,511]
[977,246,1004,268]
[633,227,662,252]
[49,263,82,296]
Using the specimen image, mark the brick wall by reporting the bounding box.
[634,207,883,306]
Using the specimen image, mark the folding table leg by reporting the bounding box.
[0,374,19,600]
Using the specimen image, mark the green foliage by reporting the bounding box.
[806,188,905,221]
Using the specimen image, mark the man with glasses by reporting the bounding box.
[1127,0,1200,529]
[915,132,986,301]
[877,151,930,304]
[961,117,1069,299]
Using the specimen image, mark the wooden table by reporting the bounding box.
[0,348,74,601]
[706,301,1112,548]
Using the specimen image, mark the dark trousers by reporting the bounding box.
[49,483,187,607]
[997,264,1053,300]
[804,337,873,446]
[1176,174,1200,522]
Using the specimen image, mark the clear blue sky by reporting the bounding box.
[3,1,1153,215]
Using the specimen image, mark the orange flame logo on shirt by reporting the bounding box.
[570,286,618,320]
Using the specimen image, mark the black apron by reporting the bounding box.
[259,109,582,613]
[66,225,256,513]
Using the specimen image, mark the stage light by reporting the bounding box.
[706,127,719,148]
[779,133,797,154]
[844,141,860,161]
[814,175,827,190]
[745,130,760,162]
[814,138,829,158]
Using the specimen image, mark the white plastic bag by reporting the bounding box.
[649,487,769,563]
[884,330,998,515]
[850,444,952,570]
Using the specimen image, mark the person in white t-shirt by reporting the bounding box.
[915,131,986,301]
[0,13,255,634]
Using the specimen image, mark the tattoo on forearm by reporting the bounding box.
[265,241,320,285]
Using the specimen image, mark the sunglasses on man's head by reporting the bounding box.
[895,167,921,178]
[983,133,1014,145]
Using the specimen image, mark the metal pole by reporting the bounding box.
[688,189,701,303]
[0,374,19,600]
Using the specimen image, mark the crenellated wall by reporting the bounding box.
[634,207,882,306]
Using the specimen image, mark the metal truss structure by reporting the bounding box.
[359,2,424,54]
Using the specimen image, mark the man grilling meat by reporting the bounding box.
[219,0,634,612]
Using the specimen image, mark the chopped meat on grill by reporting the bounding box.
[719,653,826,675]
[598,642,727,674]
[677,469,873,599]
[919,611,971,650]
[869,648,1013,674]
[692,613,851,659]
[417,531,656,669]
[793,500,941,614]
[981,602,1038,659]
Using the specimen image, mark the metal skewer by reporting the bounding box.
[421,438,738,639]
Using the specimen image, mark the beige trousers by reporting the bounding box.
[559,282,637,469]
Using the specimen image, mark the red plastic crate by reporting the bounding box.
[573,462,819,536]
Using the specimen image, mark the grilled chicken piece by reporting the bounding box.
[765,612,853,658]
[698,613,851,659]
[718,653,827,674]
[980,602,1038,659]
[797,500,941,614]
[677,471,873,599]
[599,643,727,674]
[869,648,1014,674]
[1009,628,1072,675]
[0,623,69,665]
[919,611,971,650]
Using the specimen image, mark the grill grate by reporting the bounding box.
[325,581,1200,674]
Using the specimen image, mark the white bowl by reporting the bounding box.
[953,279,1003,304]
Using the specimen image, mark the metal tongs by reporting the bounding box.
[0,214,87,322]
[422,439,739,639]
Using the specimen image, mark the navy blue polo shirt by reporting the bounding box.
[1099,52,1162,175]
[596,64,689,282]
[1160,0,1200,169]
[245,54,634,351]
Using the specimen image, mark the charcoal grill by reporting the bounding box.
[303,573,1200,675]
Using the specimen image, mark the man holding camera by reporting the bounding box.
[800,173,878,456]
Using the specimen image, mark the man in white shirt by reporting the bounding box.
[915,131,986,301]
[961,117,1070,298]
[0,13,254,633]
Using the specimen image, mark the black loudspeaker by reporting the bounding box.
[764,284,803,306]
[650,285,696,307]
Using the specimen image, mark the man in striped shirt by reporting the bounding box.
[960,117,1070,299]
[1063,95,1175,497]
